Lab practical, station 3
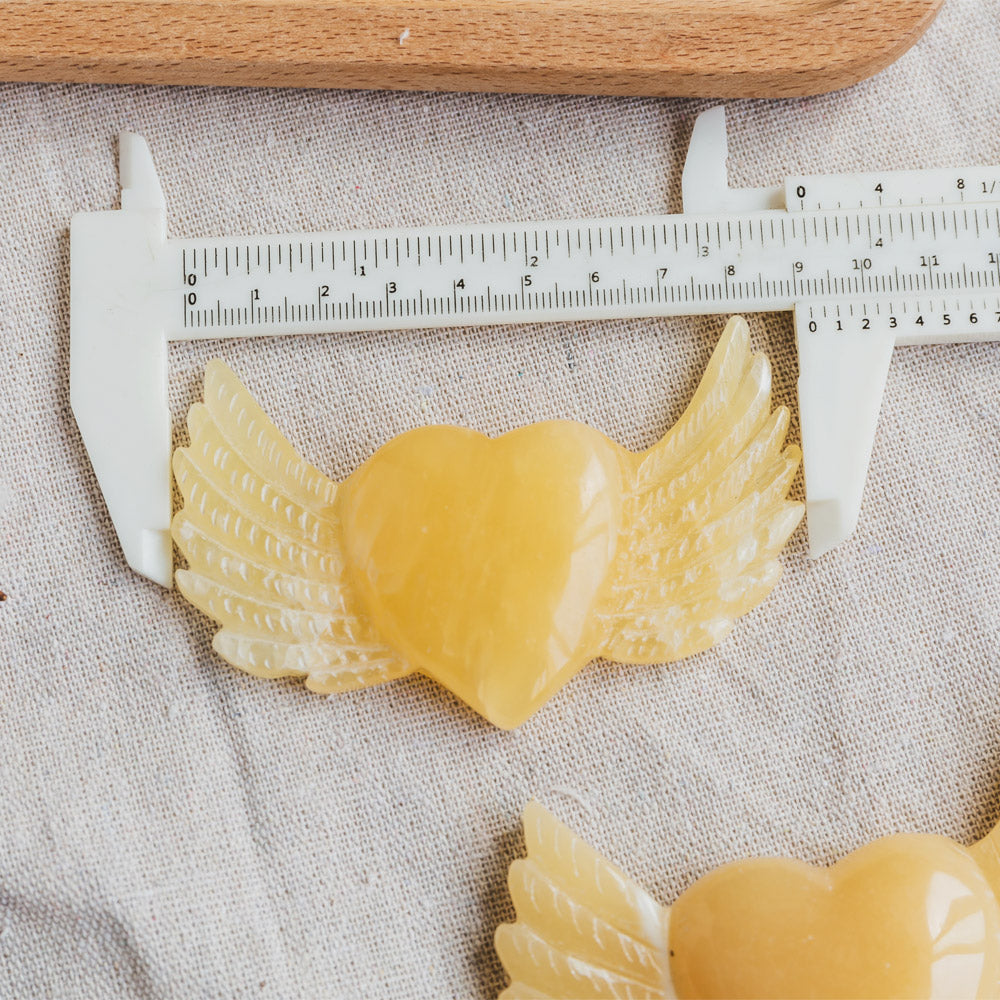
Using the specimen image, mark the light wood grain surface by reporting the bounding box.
[0,0,943,98]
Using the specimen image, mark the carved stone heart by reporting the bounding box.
[338,422,626,728]
[669,833,1000,998]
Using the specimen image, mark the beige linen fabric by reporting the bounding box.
[2,3,999,996]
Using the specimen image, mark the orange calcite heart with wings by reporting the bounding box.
[496,801,1000,999]
[172,317,802,727]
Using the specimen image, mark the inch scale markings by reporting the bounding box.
[70,108,1000,587]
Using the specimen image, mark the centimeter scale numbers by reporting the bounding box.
[173,201,1000,344]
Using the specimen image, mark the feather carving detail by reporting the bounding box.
[172,316,802,727]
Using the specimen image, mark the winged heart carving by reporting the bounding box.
[496,800,1000,998]
[172,317,802,727]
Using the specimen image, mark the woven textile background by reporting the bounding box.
[2,2,999,996]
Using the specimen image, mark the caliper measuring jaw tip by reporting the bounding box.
[71,133,173,586]
[681,105,785,215]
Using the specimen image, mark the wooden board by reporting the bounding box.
[0,0,943,98]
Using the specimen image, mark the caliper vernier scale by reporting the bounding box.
[71,107,1000,587]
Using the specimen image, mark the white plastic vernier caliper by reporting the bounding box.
[71,107,1000,587]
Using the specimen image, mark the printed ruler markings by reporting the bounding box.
[175,204,999,333]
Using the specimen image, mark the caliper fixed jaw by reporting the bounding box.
[70,133,173,587]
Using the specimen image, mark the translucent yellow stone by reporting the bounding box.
[172,316,802,728]
[496,801,1000,999]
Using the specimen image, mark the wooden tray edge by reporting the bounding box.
[0,0,945,98]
